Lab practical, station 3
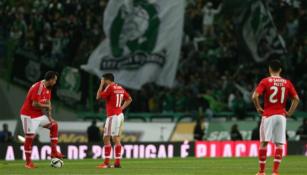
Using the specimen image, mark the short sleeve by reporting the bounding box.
[123,90,130,100]
[100,85,111,99]
[255,79,266,95]
[288,80,298,98]
[30,84,40,101]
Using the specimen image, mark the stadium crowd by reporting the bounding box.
[131,0,307,118]
[1,0,307,119]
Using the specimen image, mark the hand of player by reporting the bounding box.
[286,111,292,117]
[48,104,52,111]
[100,79,105,89]
[256,107,264,115]
[47,109,55,122]
[49,117,55,123]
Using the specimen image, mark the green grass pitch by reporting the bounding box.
[1,156,307,175]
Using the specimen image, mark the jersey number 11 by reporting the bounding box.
[116,94,124,107]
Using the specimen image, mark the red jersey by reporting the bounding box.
[100,83,130,117]
[20,81,51,118]
[255,76,298,117]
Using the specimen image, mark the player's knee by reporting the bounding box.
[260,141,268,148]
[275,143,283,148]
[51,121,58,127]
[103,136,111,144]
[25,133,35,138]
[112,136,121,144]
[49,121,58,130]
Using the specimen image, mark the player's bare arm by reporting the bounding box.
[46,100,55,122]
[286,95,300,117]
[121,96,132,110]
[96,79,105,100]
[252,91,264,115]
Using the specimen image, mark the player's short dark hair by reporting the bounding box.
[102,73,114,82]
[44,71,59,81]
[268,59,282,72]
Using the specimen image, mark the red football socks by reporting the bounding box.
[258,148,267,173]
[24,134,35,163]
[104,144,112,165]
[49,122,58,153]
[273,148,283,173]
[114,144,122,165]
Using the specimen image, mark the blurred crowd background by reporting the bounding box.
[1,0,307,120]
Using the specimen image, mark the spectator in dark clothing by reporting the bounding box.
[194,117,205,140]
[296,118,307,141]
[0,123,13,143]
[232,93,247,120]
[230,124,243,140]
[87,120,101,143]
[33,134,41,144]
[251,121,261,140]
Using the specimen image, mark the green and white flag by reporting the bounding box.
[223,0,286,62]
[81,0,184,89]
[57,67,82,105]
[239,0,286,62]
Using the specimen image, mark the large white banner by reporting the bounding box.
[81,0,185,89]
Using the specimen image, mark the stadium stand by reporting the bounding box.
[0,0,307,121]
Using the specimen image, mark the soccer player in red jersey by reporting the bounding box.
[96,73,132,168]
[20,71,64,169]
[252,60,300,175]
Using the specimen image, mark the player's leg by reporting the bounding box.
[257,117,273,175]
[103,136,112,164]
[21,115,38,168]
[112,136,121,167]
[97,117,112,168]
[112,135,122,168]
[272,116,286,175]
[40,115,63,158]
[112,113,124,168]
[258,141,268,175]
[272,143,283,175]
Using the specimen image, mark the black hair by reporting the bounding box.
[44,71,59,81]
[231,124,238,131]
[102,73,114,82]
[92,120,97,125]
[269,59,282,72]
